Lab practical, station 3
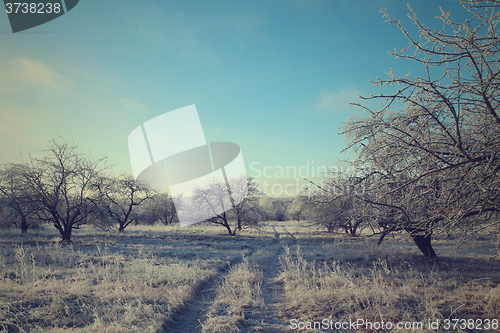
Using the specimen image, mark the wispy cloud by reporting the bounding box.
[0,110,30,138]
[0,106,47,164]
[120,98,148,113]
[0,58,69,94]
[316,87,363,112]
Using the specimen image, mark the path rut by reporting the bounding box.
[161,225,297,332]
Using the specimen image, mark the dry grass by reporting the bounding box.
[0,241,216,332]
[201,259,264,333]
[0,222,498,332]
[276,230,500,333]
[0,225,228,332]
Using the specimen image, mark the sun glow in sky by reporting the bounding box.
[0,0,470,196]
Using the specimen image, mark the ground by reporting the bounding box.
[0,221,499,332]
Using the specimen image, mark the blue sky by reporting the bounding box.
[0,0,470,196]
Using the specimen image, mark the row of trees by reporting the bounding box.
[0,139,298,241]
[0,140,170,241]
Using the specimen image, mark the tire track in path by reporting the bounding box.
[159,223,297,332]
[160,247,256,333]
[243,224,298,332]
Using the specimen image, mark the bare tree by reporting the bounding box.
[16,139,107,242]
[146,192,178,225]
[0,164,38,233]
[191,175,264,235]
[192,177,235,235]
[94,175,151,233]
[258,196,287,221]
[306,172,371,236]
[340,1,500,257]
[230,176,265,231]
[287,195,314,222]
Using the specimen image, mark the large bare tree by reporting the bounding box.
[93,175,151,233]
[16,139,107,242]
[338,0,500,257]
[192,175,264,235]
[192,177,235,235]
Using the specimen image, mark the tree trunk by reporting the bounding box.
[20,214,28,233]
[409,232,436,258]
[226,225,233,235]
[223,221,234,235]
[236,214,242,231]
[60,226,72,243]
[118,224,125,233]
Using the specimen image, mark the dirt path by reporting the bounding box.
[161,224,297,332]
[161,251,253,333]
[244,225,297,332]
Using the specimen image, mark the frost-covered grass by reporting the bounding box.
[0,222,498,332]
[276,227,500,333]
[201,259,264,333]
[0,224,230,332]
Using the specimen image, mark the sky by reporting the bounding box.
[0,0,471,196]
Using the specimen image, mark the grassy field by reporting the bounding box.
[0,222,499,332]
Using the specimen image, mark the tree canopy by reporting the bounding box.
[315,0,500,257]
